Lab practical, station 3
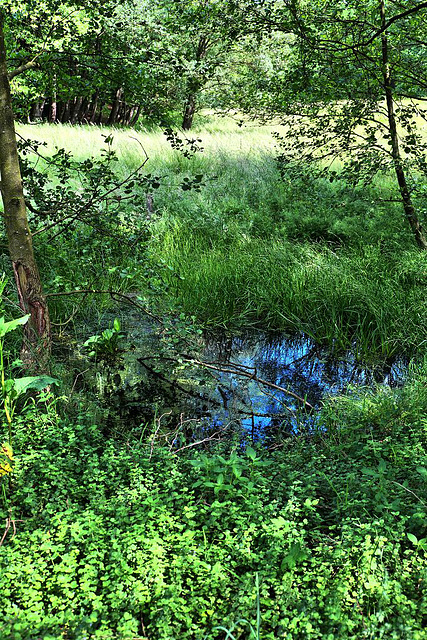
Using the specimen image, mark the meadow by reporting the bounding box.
[15,116,427,361]
[0,116,426,639]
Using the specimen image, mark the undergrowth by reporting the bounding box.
[0,367,427,639]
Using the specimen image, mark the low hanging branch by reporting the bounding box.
[45,288,161,322]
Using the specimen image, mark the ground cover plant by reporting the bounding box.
[0,360,427,639]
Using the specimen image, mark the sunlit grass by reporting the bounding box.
[12,114,427,360]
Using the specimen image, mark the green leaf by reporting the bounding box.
[246,446,256,461]
[362,468,378,477]
[113,318,121,332]
[281,543,308,569]
[0,315,30,338]
[12,376,59,397]
[407,532,418,545]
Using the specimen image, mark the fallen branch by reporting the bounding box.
[183,357,315,410]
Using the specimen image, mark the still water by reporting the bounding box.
[198,333,406,436]
[87,311,407,439]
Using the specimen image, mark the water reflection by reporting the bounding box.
[201,333,406,437]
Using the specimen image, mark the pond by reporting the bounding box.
[84,310,407,441]
[199,332,406,438]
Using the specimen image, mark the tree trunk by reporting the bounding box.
[70,96,83,124]
[89,91,99,123]
[130,104,142,127]
[77,96,89,123]
[0,15,51,363]
[125,106,134,126]
[182,93,196,131]
[96,101,105,124]
[108,87,123,125]
[62,100,71,123]
[380,0,427,249]
[29,101,43,122]
[181,35,209,130]
[57,101,66,123]
[49,73,57,122]
[49,98,57,123]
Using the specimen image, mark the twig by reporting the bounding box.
[391,480,427,507]
[0,511,22,548]
[172,424,232,453]
[45,289,160,322]
[184,357,315,410]
[149,411,172,461]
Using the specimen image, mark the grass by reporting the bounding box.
[10,115,427,361]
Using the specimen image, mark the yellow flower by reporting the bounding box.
[0,442,13,477]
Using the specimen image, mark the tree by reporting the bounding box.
[0,11,50,361]
[137,0,264,130]
[0,0,115,363]
[244,0,427,249]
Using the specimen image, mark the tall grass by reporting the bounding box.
[153,230,427,359]
[11,118,427,359]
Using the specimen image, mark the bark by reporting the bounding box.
[57,101,66,123]
[130,104,142,127]
[62,99,71,123]
[96,101,105,124]
[89,91,99,123]
[108,87,123,125]
[70,96,83,124]
[182,35,209,130]
[125,106,134,126]
[49,74,57,122]
[182,94,196,131]
[0,15,51,362]
[29,101,43,122]
[49,98,57,123]
[77,96,89,123]
[380,0,427,249]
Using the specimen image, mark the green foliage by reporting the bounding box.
[83,318,124,360]
[0,307,58,450]
[1,373,427,639]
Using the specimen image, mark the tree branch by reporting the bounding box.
[8,60,38,79]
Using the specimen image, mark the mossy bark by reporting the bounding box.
[0,14,51,362]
